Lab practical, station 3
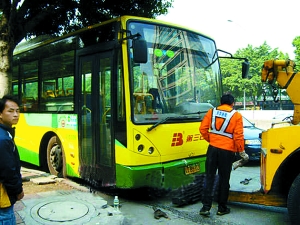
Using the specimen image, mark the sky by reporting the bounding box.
[157,0,299,59]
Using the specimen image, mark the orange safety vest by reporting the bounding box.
[200,104,244,152]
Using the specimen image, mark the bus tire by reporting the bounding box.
[287,173,300,225]
[46,136,66,178]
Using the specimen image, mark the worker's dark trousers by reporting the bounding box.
[202,145,235,210]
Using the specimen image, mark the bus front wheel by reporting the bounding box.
[287,173,300,225]
[46,136,66,178]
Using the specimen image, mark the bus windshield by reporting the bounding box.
[128,21,221,124]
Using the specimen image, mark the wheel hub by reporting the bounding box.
[50,145,62,171]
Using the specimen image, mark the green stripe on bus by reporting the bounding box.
[18,146,40,166]
[66,164,80,178]
[52,114,57,128]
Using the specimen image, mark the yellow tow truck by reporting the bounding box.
[261,59,300,224]
[230,59,300,225]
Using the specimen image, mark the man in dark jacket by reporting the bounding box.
[0,95,24,224]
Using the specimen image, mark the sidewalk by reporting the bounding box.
[17,168,201,225]
[15,168,125,225]
[15,164,267,225]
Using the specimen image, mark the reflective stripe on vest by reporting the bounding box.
[210,108,236,138]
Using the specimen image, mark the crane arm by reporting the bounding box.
[261,59,300,124]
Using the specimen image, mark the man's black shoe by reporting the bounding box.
[199,207,210,216]
[217,207,230,216]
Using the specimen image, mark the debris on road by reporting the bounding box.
[153,206,169,219]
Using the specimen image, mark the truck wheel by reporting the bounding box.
[287,173,300,225]
[46,136,66,178]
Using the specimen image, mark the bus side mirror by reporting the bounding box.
[242,60,249,78]
[132,38,148,63]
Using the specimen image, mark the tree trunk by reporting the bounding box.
[0,70,9,97]
[0,11,13,97]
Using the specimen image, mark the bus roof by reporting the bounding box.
[14,15,213,55]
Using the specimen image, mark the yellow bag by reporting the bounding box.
[0,183,11,208]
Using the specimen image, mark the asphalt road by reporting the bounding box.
[98,161,292,225]
[19,162,291,225]
[99,188,291,225]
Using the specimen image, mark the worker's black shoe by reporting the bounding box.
[217,207,230,216]
[199,207,210,216]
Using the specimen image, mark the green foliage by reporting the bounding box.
[73,0,174,31]
[1,0,78,45]
[292,36,300,71]
[1,0,174,45]
[220,42,288,105]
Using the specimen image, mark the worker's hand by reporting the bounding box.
[239,151,249,161]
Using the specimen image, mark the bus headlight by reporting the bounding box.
[138,144,144,152]
[135,134,141,141]
[148,147,154,154]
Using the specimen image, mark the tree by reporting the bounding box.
[73,0,173,31]
[0,0,173,96]
[292,36,300,71]
[220,42,288,108]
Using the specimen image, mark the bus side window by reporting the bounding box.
[56,89,65,97]
[22,97,37,112]
[45,90,55,98]
[66,88,74,96]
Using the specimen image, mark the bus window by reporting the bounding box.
[117,66,125,121]
[23,81,38,111]
[66,87,74,96]
[43,81,56,98]
[40,51,75,112]
[12,65,19,96]
[20,61,39,112]
[129,22,220,123]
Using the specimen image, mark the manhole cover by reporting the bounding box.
[22,191,112,224]
[37,201,89,222]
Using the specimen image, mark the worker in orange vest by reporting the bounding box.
[199,93,248,216]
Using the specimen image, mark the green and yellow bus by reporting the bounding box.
[12,15,223,190]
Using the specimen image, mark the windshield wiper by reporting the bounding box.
[147,116,188,132]
[182,110,208,115]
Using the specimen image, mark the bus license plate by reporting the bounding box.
[184,163,200,175]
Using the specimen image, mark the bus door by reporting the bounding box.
[78,52,114,184]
